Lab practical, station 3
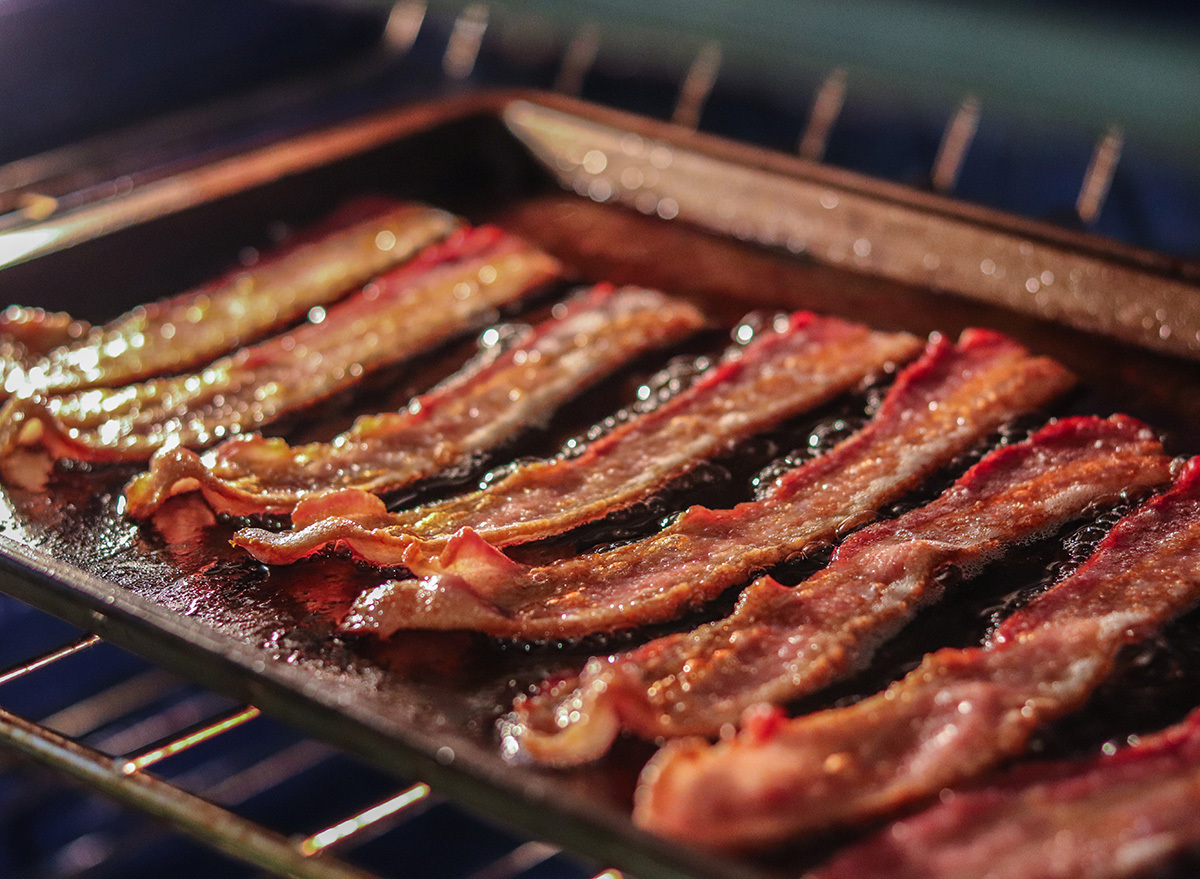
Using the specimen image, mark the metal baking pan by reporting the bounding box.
[2,91,1200,879]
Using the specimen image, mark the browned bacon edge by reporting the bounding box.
[340,329,1075,640]
[504,415,1171,766]
[633,455,1200,852]
[0,225,560,464]
[2,200,460,399]
[811,708,1200,879]
[125,285,704,517]
[232,312,921,561]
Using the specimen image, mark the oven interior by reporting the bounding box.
[2,4,1200,879]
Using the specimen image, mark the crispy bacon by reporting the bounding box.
[232,313,921,562]
[0,226,560,464]
[505,416,1171,766]
[633,456,1200,851]
[810,708,1200,879]
[2,201,460,398]
[124,285,704,516]
[342,329,1075,640]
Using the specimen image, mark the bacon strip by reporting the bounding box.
[810,708,1200,879]
[2,201,460,398]
[342,330,1075,640]
[0,306,90,360]
[634,456,1200,851]
[233,313,921,561]
[505,416,1171,766]
[0,226,560,463]
[124,285,703,516]
[0,306,91,394]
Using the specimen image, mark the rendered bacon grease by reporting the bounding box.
[0,226,559,463]
[127,286,704,518]
[233,312,921,563]
[342,329,1075,640]
[506,416,1171,766]
[2,200,460,399]
[634,456,1200,851]
[812,708,1200,879]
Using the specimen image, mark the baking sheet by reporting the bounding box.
[2,93,1200,879]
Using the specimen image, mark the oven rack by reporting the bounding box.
[0,598,605,879]
[0,0,1134,242]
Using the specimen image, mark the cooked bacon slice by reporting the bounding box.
[0,306,90,360]
[811,708,1200,879]
[233,313,921,561]
[0,306,90,393]
[342,329,1074,640]
[124,285,703,515]
[506,416,1171,766]
[633,456,1200,851]
[2,201,460,398]
[0,226,560,463]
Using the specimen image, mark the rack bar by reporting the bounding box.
[383,0,427,55]
[672,42,722,130]
[0,633,100,687]
[443,2,489,81]
[555,24,601,97]
[121,705,261,774]
[202,739,336,807]
[798,68,847,162]
[40,669,181,739]
[931,96,980,193]
[1077,124,1124,225]
[12,193,59,224]
[464,841,560,879]
[299,783,431,856]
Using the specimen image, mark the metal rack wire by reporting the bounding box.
[0,616,605,879]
